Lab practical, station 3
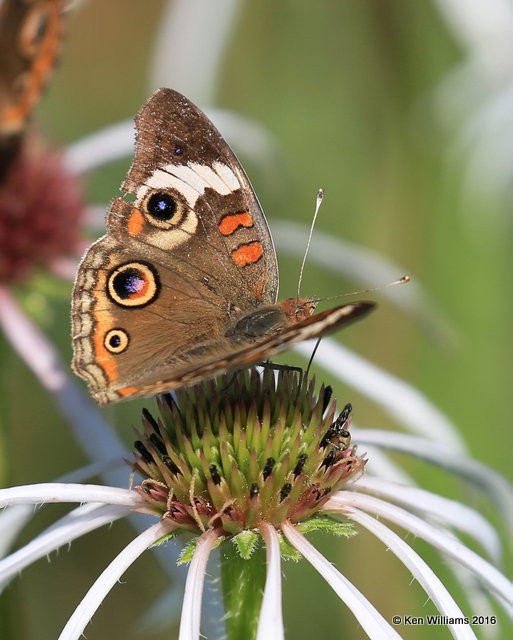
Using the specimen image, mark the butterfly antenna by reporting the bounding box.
[310,275,411,304]
[297,188,324,300]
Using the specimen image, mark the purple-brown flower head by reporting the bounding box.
[0,138,85,283]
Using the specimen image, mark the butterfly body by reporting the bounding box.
[72,89,374,405]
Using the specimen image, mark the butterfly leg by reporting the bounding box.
[221,371,239,393]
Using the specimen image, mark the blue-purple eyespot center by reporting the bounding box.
[147,192,177,221]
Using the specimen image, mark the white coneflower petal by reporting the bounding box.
[353,476,501,561]
[257,522,284,640]
[150,0,240,103]
[357,445,414,484]
[431,0,513,207]
[281,521,402,640]
[0,505,36,557]
[352,430,513,526]
[58,520,173,640]
[204,108,281,170]
[346,507,478,640]
[84,203,109,229]
[0,288,131,467]
[294,338,466,451]
[0,503,129,587]
[48,255,82,280]
[448,560,502,640]
[178,528,221,640]
[0,286,67,392]
[0,483,141,508]
[324,492,512,604]
[64,120,134,174]
[0,459,124,559]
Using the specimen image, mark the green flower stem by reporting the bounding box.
[220,539,266,640]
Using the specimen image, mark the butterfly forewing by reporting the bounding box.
[123,88,279,305]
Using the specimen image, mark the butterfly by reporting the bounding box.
[71,88,374,405]
[0,0,65,178]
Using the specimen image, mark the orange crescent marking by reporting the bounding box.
[91,268,119,386]
[231,241,263,267]
[92,312,118,385]
[219,212,254,236]
[127,208,145,237]
[118,386,139,398]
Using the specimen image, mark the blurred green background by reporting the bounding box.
[1,1,511,638]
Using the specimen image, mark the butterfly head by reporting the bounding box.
[279,297,318,324]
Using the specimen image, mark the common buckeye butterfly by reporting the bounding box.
[0,0,65,177]
[72,89,374,405]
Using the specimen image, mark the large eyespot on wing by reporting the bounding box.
[144,191,180,227]
[120,193,198,254]
[106,261,161,308]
